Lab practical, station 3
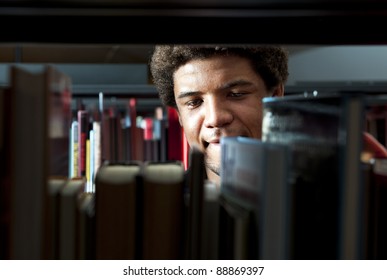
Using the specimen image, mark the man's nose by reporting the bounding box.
[203,99,233,128]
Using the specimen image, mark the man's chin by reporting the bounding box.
[205,161,221,177]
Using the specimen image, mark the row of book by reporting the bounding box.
[47,160,188,260]
[70,103,165,192]
[6,135,386,261]
[2,65,387,259]
[70,96,192,192]
[220,92,387,260]
[0,65,189,259]
[1,151,209,260]
[36,93,387,260]
[0,65,73,259]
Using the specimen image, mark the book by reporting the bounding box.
[154,106,168,162]
[220,136,289,259]
[142,117,157,161]
[218,194,256,260]
[167,107,183,161]
[94,161,142,259]
[183,159,219,259]
[128,98,139,160]
[0,87,11,259]
[182,133,190,170]
[132,124,145,161]
[368,158,387,259]
[362,160,376,259]
[262,93,370,259]
[44,176,68,259]
[69,118,79,178]
[58,177,86,260]
[101,108,112,162]
[122,103,132,161]
[262,94,344,259]
[7,65,72,259]
[362,99,387,259]
[140,160,185,259]
[77,110,89,178]
[47,67,72,177]
[125,98,144,162]
[186,146,205,259]
[0,87,5,171]
[92,120,101,192]
[260,141,291,260]
[200,179,220,260]
[86,127,92,192]
[77,192,96,260]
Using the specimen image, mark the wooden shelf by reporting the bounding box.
[1,1,387,44]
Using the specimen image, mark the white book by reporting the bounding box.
[87,129,94,193]
[92,121,102,193]
[69,120,79,178]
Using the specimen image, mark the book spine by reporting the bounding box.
[369,158,387,259]
[92,121,101,192]
[262,96,342,259]
[129,98,138,161]
[69,119,79,178]
[143,117,154,161]
[141,162,185,259]
[167,107,183,161]
[94,162,142,259]
[187,147,205,259]
[77,110,89,178]
[86,129,93,192]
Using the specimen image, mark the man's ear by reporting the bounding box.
[272,84,285,97]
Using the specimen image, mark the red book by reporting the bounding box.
[182,133,190,170]
[167,107,183,162]
[143,117,155,161]
[129,98,138,160]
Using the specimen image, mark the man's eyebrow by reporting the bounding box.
[220,79,254,90]
[177,80,254,99]
[177,91,200,99]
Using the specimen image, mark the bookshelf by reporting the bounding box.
[1,1,387,45]
[2,0,387,260]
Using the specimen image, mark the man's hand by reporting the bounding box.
[363,132,387,161]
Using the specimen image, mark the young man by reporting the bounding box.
[150,46,289,186]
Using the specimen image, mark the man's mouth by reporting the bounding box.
[204,138,220,148]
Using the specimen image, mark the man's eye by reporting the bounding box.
[229,92,244,98]
[186,99,202,108]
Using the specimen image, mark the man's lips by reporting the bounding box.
[208,139,220,144]
[204,138,220,148]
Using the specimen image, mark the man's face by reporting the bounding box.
[173,55,279,185]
